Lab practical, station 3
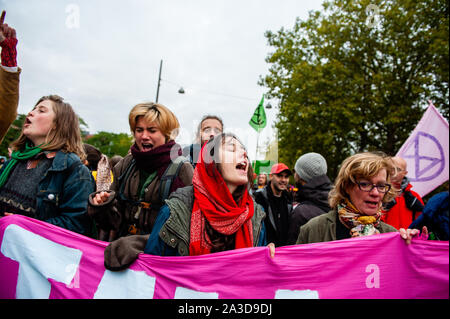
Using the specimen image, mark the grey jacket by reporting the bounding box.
[153,186,267,256]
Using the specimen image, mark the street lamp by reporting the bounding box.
[155,59,185,102]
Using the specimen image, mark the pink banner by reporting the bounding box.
[0,215,448,299]
[396,101,449,197]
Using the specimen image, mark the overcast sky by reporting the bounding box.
[1,0,324,160]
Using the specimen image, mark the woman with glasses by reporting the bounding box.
[296,152,426,244]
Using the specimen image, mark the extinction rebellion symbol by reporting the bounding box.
[402,131,445,182]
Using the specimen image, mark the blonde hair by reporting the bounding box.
[328,152,397,209]
[11,95,86,160]
[128,102,180,141]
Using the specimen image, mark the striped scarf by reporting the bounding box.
[337,199,382,237]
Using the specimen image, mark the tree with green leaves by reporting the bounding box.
[85,131,133,158]
[0,114,25,156]
[260,0,449,179]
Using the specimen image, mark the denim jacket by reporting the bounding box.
[1,150,95,235]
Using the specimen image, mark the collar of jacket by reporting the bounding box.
[46,150,80,172]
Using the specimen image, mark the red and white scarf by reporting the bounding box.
[189,142,254,256]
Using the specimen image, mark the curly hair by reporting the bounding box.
[328,152,397,209]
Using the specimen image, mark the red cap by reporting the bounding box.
[270,163,292,175]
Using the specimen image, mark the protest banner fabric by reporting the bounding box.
[396,102,449,197]
[0,215,448,299]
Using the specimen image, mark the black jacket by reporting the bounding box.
[254,181,292,247]
[287,174,332,245]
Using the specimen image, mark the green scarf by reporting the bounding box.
[0,143,43,189]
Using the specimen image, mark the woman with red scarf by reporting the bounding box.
[88,103,194,241]
[104,133,272,270]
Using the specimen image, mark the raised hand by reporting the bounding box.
[0,11,18,67]
[0,11,6,42]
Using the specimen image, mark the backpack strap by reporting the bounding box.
[116,158,141,206]
[189,144,194,166]
[116,156,189,207]
[159,156,189,204]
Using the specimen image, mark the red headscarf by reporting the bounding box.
[189,135,254,256]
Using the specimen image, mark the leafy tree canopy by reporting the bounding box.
[260,0,449,179]
[85,131,132,158]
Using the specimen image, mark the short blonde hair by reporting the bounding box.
[328,152,397,209]
[128,102,180,141]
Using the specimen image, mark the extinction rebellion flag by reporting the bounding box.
[249,96,266,132]
[396,101,449,197]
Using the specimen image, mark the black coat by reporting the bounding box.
[254,182,292,247]
[287,174,332,245]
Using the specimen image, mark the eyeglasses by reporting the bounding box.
[356,181,391,193]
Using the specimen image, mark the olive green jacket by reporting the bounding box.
[157,186,266,256]
[296,210,398,245]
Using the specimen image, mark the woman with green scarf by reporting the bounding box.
[296,152,427,245]
[0,95,95,236]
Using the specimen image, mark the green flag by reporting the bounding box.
[249,96,266,132]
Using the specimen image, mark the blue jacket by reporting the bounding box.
[144,186,267,256]
[1,150,95,235]
[409,191,449,241]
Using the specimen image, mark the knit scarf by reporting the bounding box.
[130,140,181,177]
[0,143,43,189]
[189,142,254,256]
[337,199,382,237]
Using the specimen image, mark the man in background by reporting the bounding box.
[382,156,424,229]
[255,163,293,247]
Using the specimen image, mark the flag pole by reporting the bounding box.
[256,130,260,160]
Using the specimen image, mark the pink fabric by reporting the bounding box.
[0,215,448,299]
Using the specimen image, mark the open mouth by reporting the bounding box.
[24,118,32,126]
[236,161,247,172]
[141,143,154,151]
[364,200,379,208]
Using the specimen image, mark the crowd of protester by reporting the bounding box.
[0,12,447,271]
